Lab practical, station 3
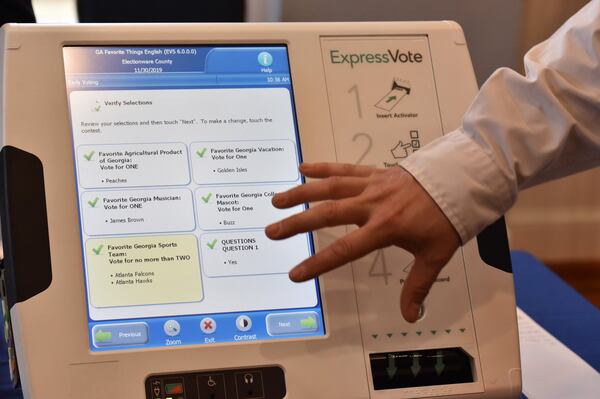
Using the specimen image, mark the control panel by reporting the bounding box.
[146,366,285,399]
[320,36,484,396]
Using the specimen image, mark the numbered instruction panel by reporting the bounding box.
[320,36,482,392]
[63,46,325,351]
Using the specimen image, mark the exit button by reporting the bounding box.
[266,312,319,335]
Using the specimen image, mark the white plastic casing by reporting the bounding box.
[0,22,521,399]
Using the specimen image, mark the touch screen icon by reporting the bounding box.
[391,130,421,159]
[163,320,181,337]
[236,315,253,332]
[94,329,112,343]
[300,315,318,330]
[200,317,217,334]
[258,51,273,67]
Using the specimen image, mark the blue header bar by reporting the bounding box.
[63,45,289,75]
[205,47,289,74]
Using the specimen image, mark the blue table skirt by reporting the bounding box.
[2,251,599,398]
[512,251,600,371]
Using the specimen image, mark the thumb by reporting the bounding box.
[400,255,445,323]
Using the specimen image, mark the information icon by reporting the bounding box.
[258,51,273,67]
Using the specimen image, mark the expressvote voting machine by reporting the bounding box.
[0,22,521,399]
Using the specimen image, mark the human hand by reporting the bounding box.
[265,162,461,322]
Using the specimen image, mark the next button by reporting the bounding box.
[266,312,320,336]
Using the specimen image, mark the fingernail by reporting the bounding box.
[265,222,281,238]
[289,266,306,281]
[408,302,422,321]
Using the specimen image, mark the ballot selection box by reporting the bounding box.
[195,184,301,230]
[190,140,299,185]
[86,235,203,309]
[77,142,190,189]
[200,230,311,277]
[81,188,195,236]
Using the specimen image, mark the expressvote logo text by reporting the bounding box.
[329,49,423,68]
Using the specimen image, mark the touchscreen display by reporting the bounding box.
[63,45,325,351]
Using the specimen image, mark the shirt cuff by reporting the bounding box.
[400,129,517,244]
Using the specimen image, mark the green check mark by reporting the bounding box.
[201,193,213,203]
[196,148,208,158]
[92,244,104,255]
[83,150,95,161]
[207,239,217,250]
[88,197,100,208]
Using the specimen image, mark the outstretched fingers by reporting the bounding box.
[272,176,367,208]
[299,162,375,178]
[289,225,384,281]
[266,199,367,240]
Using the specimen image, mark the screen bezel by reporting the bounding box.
[61,43,327,353]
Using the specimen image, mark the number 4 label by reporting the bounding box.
[368,250,392,285]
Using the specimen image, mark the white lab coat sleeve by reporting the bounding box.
[401,0,600,243]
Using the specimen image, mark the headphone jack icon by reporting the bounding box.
[244,373,254,384]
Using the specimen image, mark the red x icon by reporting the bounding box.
[200,317,216,334]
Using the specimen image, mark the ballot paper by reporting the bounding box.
[517,307,600,398]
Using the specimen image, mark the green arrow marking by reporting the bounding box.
[300,316,317,329]
[95,330,112,343]
[410,354,421,377]
[385,95,397,103]
[435,351,446,376]
[386,355,398,380]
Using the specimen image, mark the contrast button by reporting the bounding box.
[92,323,149,347]
[266,312,319,336]
[236,315,252,332]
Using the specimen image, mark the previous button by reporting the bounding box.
[92,322,149,348]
